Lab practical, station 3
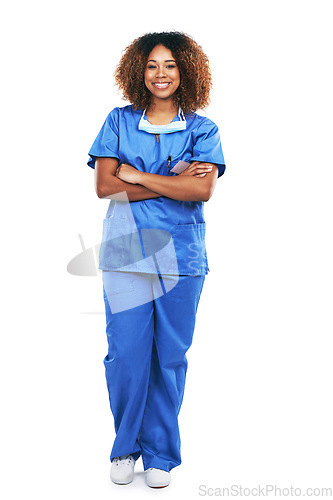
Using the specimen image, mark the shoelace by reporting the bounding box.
[112,454,133,466]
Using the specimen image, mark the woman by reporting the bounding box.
[87,31,226,488]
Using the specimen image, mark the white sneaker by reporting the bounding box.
[110,454,135,485]
[145,468,171,488]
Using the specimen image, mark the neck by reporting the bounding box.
[147,98,178,116]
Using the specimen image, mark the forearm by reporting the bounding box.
[97,175,161,201]
[137,172,210,202]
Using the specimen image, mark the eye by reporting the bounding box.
[166,65,176,69]
[147,65,157,69]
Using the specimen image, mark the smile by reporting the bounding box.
[152,82,171,89]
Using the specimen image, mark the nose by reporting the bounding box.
[156,66,166,78]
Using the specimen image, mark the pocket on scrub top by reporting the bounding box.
[170,222,208,275]
[102,270,135,297]
[160,159,177,176]
[99,216,143,270]
[99,218,126,269]
[163,155,190,176]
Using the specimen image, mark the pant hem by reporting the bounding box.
[143,459,180,473]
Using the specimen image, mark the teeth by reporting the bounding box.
[153,83,170,88]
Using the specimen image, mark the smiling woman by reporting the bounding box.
[114,31,212,114]
[87,30,227,490]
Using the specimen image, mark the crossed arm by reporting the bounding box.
[95,157,218,202]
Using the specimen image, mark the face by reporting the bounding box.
[144,44,180,102]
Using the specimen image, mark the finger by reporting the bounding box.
[190,162,212,169]
[189,164,213,171]
[192,168,212,174]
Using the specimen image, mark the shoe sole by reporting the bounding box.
[111,479,133,485]
[148,485,169,488]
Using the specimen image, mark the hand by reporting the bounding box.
[116,163,142,184]
[178,161,215,177]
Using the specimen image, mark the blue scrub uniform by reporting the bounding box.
[87,104,225,472]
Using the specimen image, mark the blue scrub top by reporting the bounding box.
[87,105,226,275]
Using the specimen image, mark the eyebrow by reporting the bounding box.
[147,59,176,63]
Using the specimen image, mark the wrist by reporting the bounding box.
[136,170,145,184]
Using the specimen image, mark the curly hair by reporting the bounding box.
[114,31,212,115]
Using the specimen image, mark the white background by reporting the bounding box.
[1,0,332,498]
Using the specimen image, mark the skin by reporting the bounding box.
[95,44,218,202]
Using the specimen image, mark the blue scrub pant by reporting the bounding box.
[102,270,205,472]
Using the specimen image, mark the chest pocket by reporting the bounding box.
[161,155,191,176]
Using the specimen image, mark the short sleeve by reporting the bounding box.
[190,119,226,177]
[87,108,120,169]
